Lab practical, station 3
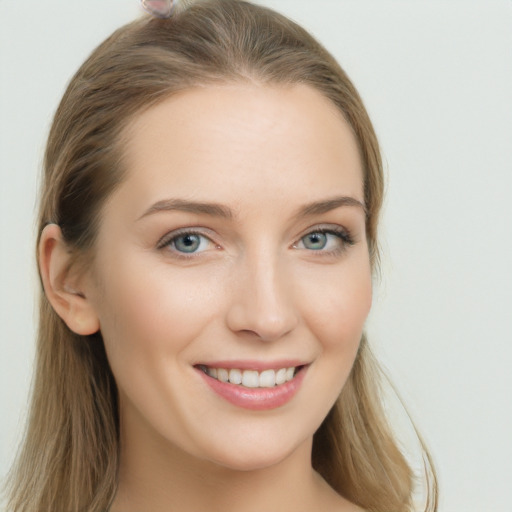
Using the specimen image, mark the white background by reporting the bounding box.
[1,1,511,511]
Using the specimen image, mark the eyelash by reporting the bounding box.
[157,226,355,260]
[157,228,218,260]
[294,227,355,256]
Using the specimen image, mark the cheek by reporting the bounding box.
[290,254,372,435]
[92,256,223,367]
[298,254,372,351]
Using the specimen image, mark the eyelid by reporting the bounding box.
[156,224,355,258]
[294,224,355,252]
[157,227,218,254]
[299,223,352,239]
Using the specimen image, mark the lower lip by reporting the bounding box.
[196,367,307,411]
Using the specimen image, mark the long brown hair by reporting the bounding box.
[5,1,437,510]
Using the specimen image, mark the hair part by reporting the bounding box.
[5,1,436,511]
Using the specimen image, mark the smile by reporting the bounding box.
[195,363,308,410]
[196,365,299,388]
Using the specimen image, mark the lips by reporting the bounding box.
[194,362,308,410]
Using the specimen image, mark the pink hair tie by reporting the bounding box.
[141,0,175,18]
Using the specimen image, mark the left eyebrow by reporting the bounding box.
[295,196,367,218]
[136,195,366,223]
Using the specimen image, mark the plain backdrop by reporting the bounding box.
[1,1,511,511]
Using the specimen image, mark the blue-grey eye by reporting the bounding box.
[173,234,202,253]
[296,228,353,253]
[302,232,328,250]
[158,230,216,256]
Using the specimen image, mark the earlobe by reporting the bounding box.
[39,224,100,336]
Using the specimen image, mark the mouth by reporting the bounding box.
[194,363,308,410]
[195,364,305,389]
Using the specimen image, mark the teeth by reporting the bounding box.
[217,368,229,383]
[259,369,276,388]
[229,369,242,385]
[275,368,287,385]
[242,370,259,388]
[203,366,299,388]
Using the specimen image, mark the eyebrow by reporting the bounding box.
[138,195,366,221]
[297,196,367,218]
[138,198,235,220]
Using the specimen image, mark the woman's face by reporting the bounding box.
[85,83,372,470]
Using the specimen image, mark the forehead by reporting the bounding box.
[117,83,363,216]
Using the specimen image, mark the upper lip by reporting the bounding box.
[194,360,309,371]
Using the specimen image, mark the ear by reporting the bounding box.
[39,224,100,336]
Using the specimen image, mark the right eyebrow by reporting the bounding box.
[137,198,235,221]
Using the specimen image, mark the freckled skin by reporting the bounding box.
[85,84,371,512]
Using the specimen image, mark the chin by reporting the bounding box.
[208,451,293,473]
[198,431,311,473]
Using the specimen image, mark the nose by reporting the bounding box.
[225,251,299,342]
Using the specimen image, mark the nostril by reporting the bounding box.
[224,278,299,342]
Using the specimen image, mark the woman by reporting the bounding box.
[5,1,437,510]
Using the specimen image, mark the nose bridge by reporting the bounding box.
[226,244,298,341]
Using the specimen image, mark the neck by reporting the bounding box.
[110,420,339,512]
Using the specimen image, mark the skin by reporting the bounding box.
[41,83,370,512]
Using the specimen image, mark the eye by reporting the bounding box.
[294,227,354,254]
[173,233,205,253]
[158,230,217,256]
[302,232,330,250]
